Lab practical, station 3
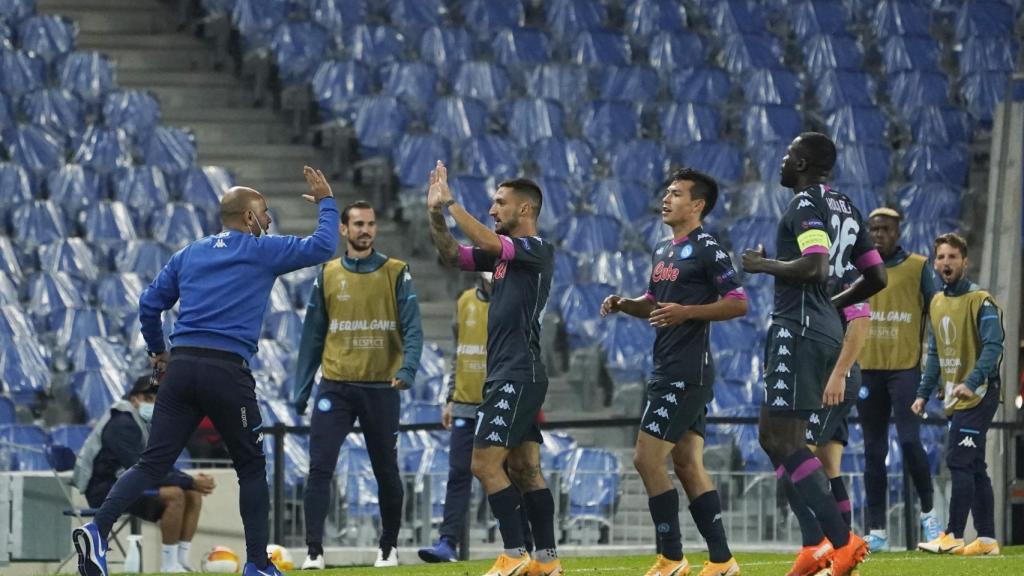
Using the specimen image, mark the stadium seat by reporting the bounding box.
[833,184,880,215]
[339,444,379,518]
[668,67,730,105]
[46,164,102,219]
[881,35,940,74]
[57,51,116,104]
[593,65,659,104]
[560,447,620,527]
[381,61,438,117]
[69,367,128,423]
[508,97,565,149]
[545,0,606,41]
[112,240,172,282]
[532,136,595,184]
[144,126,197,177]
[50,307,116,353]
[69,336,129,374]
[960,71,1008,124]
[0,305,36,344]
[262,310,303,350]
[94,273,145,319]
[270,21,330,87]
[386,0,444,36]
[743,68,801,106]
[400,401,441,426]
[887,71,950,117]
[458,135,519,181]
[462,0,523,40]
[801,34,865,77]
[533,177,575,238]
[624,0,686,41]
[394,133,451,189]
[872,0,931,37]
[429,96,487,142]
[730,216,779,257]
[0,48,45,97]
[590,250,649,299]
[561,215,622,256]
[72,126,132,175]
[349,24,406,66]
[552,250,578,292]
[832,144,892,188]
[452,61,510,111]
[959,37,1017,76]
[0,0,34,24]
[648,31,707,74]
[900,144,968,186]
[954,0,1013,40]
[20,88,85,139]
[493,27,551,69]
[731,182,791,220]
[309,0,366,34]
[570,29,630,67]
[150,203,205,250]
[418,26,473,77]
[0,162,34,217]
[37,238,99,282]
[181,165,233,231]
[0,341,51,404]
[588,177,651,222]
[4,123,66,175]
[676,141,743,187]
[50,424,91,453]
[17,14,75,64]
[80,201,138,253]
[609,140,669,189]
[792,0,848,40]
[907,105,969,146]
[816,70,876,113]
[558,281,616,349]
[897,183,962,221]
[311,59,371,121]
[0,273,17,306]
[525,63,589,105]
[11,199,67,247]
[0,396,14,425]
[579,100,638,154]
[901,218,959,257]
[231,0,287,51]
[448,175,494,225]
[352,95,408,157]
[0,424,50,470]
[113,166,171,229]
[540,431,578,471]
[600,315,654,385]
[826,105,887,145]
[719,34,784,75]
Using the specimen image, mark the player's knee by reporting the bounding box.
[470,455,498,482]
[185,490,203,509]
[632,450,661,477]
[163,486,185,507]
[235,455,267,482]
[508,462,543,491]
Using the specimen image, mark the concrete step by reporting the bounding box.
[76,32,200,51]
[90,46,214,72]
[50,8,175,34]
[118,70,237,88]
[139,84,252,109]
[162,106,285,124]
[38,0,162,10]
[184,120,293,146]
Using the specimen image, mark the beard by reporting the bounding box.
[348,235,373,251]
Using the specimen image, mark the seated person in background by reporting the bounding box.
[73,376,217,573]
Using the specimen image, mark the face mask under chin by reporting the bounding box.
[138,402,155,422]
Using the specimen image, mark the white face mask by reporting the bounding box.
[249,210,268,238]
[138,402,155,422]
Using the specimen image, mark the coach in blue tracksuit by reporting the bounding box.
[72,167,338,576]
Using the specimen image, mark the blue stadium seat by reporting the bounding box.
[0,48,45,97]
[311,60,370,121]
[959,37,1017,76]
[593,65,659,104]
[381,61,438,117]
[0,305,35,343]
[887,71,950,117]
[0,162,34,217]
[540,431,577,471]
[562,215,621,255]
[50,424,91,452]
[26,270,85,328]
[386,0,444,38]
[462,0,523,39]
[394,133,451,189]
[3,123,65,175]
[0,341,50,403]
[532,138,593,186]
[533,177,575,238]
[730,216,779,257]
[458,135,519,181]
[591,250,650,298]
[648,31,707,74]
[609,140,669,189]
[525,63,588,105]
[80,201,138,250]
[0,0,34,24]
[453,61,510,111]
[600,314,653,384]
[280,266,318,308]
[20,88,85,139]
[0,92,11,128]
[668,67,730,105]
[102,90,161,146]
[231,0,287,50]
[448,175,493,225]
[955,0,1014,40]
[900,145,969,187]
[0,396,14,424]
[413,342,447,391]
[901,218,959,257]
[113,240,172,282]
[349,24,406,66]
[429,96,487,142]
[339,445,379,518]
[309,0,366,34]
[872,0,931,36]
[792,0,849,40]
[271,21,330,87]
[262,309,303,350]
[589,178,651,222]
[69,336,129,374]
[816,70,876,113]
[552,250,578,292]
[570,29,630,67]
[0,424,50,470]
[624,0,686,41]
[881,35,940,73]
[94,273,144,318]
[69,368,128,423]
[37,238,99,282]
[17,14,75,64]
[352,96,408,157]
[508,97,565,149]
[418,26,473,77]
[558,281,616,349]
[676,141,743,187]
[493,27,551,69]
[907,106,969,146]
[731,182,791,220]
[560,447,620,526]
[716,345,760,387]
[898,183,961,221]
[57,51,116,104]
[144,126,197,177]
[720,34,784,75]
[960,71,1008,124]
[708,0,769,35]
[400,401,441,426]
[826,105,887,145]
[252,340,291,387]
[113,166,171,230]
[72,126,132,174]
[636,214,669,251]
[832,184,880,215]
[744,68,801,106]
[181,166,233,232]
[579,100,638,154]
[11,200,67,247]
[0,21,10,47]
[150,203,206,250]
[47,164,102,218]
[0,268,18,305]
[545,0,606,41]
[710,318,762,355]
[832,144,891,188]
[802,34,865,76]
[50,307,116,352]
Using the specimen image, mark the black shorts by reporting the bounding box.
[639,379,713,443]
[763,325,840,413]
[806,399,854,447]
[474,380,546,449]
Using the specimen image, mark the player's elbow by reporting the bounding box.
[868,265,888,292]
[723,297,748,319]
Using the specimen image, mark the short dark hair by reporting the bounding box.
[668,167,719,219]
[934,232,968,258]
[341,200,373,225]
[795,131,837,172]
[125,375,157,399]
[498,178,543,217]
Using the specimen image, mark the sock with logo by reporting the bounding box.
[488,485,526,556]
[829,476,852,528]
[689,490,731,563]
[523,489,557,562]
[783,449,849,548]
[160,543,179,572]
[947,466,973,538]
[177,541,191,568]
[649,489,683,562]
[782,472,824,546]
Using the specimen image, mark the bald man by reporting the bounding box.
[72,167,338,576]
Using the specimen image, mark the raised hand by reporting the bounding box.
[600,295,623,317]
[302,165,333,203]
[427,160,454,213]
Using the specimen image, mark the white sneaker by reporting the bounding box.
[374,545,398,567]
[160,561,188,573]
[301,553,326,570]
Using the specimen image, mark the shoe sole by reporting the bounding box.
[917,544,962,554]
[71,527,105,576]
[700,563,741,576]
[418,550,456,563]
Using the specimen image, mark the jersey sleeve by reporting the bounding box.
[850,212,882,271]
[457,246,498,272]
[785,196,830,255]
[701,240,745,299]
[498,235,551,271]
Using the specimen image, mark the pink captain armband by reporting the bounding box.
[800,245,829,256]
[723,288,747,300]
[843,301,871,322]
[498,235,515,260]
[643,291,657,303]
[457,245,476,271]
[855,249,883,271]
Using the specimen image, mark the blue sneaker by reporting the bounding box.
[865,529,889,552]
[243,561,284,576]
[418,537,458,563]
[921,511,943,543]
[71,522,108,576]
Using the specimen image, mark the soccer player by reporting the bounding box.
[426,161,560,576]
[292,200,423,569]
[741,133,886,576]
[914,233,1004,556]
[72,167,338,576]
[858,207,940,551]
[600,168,747,576]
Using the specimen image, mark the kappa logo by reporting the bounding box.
[490,416,508,427]
[714,250,729,262]
[797,199,813,209]
[958,435,977,449]
[653,407,670,419]
[500,383,517,394]
[662,393,678,405]
[696,232,712,241]
[773,380,789,390]
[486,432,503,443]
[712,513,722,523]
[778,345,791,356]
[772,397,789,407]
[777,328,792,338]
[496,399,511,410]
[775,363,791,373]
[809,413,821,425]
[214,238,227,248]
[670,380,686,389]
[796,191,812,199]
[646,421,662,435]
[806,429,814,440]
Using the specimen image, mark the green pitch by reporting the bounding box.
[154,547,1024,576]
